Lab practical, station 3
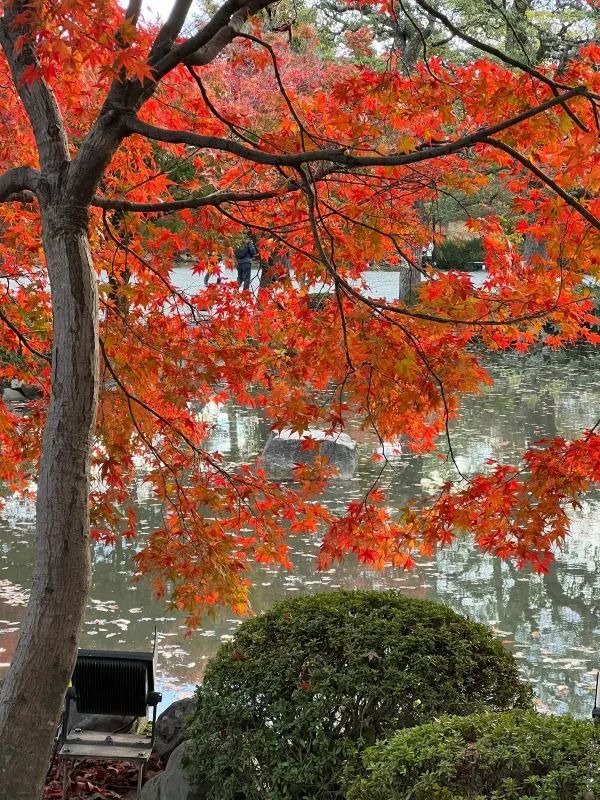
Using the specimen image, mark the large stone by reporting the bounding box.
[154,697,195,763]
[261,429,358,480]
[68,699,138,734]
[141,743,205,800]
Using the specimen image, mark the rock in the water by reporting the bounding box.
[261,429,358,480]
[154,697,195,763]
[141,743,205,800]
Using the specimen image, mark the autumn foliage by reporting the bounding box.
[0,0,598,627]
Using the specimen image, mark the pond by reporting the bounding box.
[0,272,598,717]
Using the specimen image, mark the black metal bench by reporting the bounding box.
[58,645,162,799]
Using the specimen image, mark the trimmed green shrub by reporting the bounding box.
[435,238,484,270]
[345,711,600,800]
[185,590,532,800]
[307,290,332,310]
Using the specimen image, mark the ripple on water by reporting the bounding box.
[0,347,600,713]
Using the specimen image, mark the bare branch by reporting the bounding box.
[0,167,39,204]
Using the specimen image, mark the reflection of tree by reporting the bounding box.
[426,515,600,717]
[542,563,600,629]
[542,567,595,625]
[1,348,599,713]
[227,405,239,458]
[500,563,538,631]
[421,346,599,482]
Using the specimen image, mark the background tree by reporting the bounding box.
[311,0,596,71]
[0,0,597,797]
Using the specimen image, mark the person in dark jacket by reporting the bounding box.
[234,239,257,291]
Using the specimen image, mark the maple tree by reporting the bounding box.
[0,0,598,796]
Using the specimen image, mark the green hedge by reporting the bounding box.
[434,238,484,270]
[185,591,531,800]
[345,711,600,800]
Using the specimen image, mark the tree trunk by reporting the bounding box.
[0,198,99,799]
[505,0,531,58]
[398,251,423,304]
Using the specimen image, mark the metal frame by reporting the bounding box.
[58,640,161,800]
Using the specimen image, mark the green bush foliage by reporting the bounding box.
[435,238,484,270]
[345,711,600,800]
[307,290,332,310]
[185,590,532,800]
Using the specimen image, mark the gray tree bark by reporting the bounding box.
[0,6,106,793]
[0,192,99,798]
[0,1,268,794]
[398,252,423,304]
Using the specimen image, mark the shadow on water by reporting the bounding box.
[0,344,599,713]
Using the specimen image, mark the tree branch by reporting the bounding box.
[123,0,143,28]
[183,5,250,66]
[411,0,591,131]
[412,0,572,92]
[151,0,276,77]
[92,186,293,213]
[123,86,588,169]
[0,307,51,363]
[147,0,196,65]
[482,136,600,232]
[0,4,69,171]
[0,167,39,204]
[293,167,588,329]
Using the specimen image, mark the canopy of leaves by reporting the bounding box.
[184,590,532,800]
[0,0,598,622]
[344,710,600,800]
[299,0,597,72]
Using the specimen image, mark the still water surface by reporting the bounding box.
[0,272,598,716]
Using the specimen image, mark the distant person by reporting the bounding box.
[203,253,223,286]
[422,242,435,268]
[203,271,222,287]
[234,238,257,291]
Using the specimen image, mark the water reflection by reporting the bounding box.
[0,345,598,714]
